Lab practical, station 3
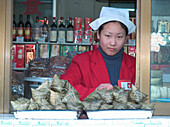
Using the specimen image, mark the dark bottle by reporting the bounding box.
[33,16,41,41]
[41,17,49,42]
[50,17,58,42]
[66,17,74,43]
[58,17,66,43]
[17,14,24,38]
[13,14,17,41]
[24,15,32,42]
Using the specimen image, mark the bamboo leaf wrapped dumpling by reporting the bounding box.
[129,85,148,103]
[31,88,50,105]
[62,87,83,110]
[49,90,67,110]
[97,88,114,104]
[39,99,54,110]
[11,98,30,110]
[28,98,39,110]
[82,100,103,111]
[50,74,68,94]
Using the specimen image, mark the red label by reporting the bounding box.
[13,27,17,40]
[12,45,17,63]
[118,80,132,90]
[25,27,31,39]
[16,45,25,68]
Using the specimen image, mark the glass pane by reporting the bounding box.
[150,0,170,102]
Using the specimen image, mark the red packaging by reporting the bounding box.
[128,46,136,57]
[84,18,93,43]
[74,17,82,43]
[25,44,36,68]
[12,45,17,68]
[16,45,25,68]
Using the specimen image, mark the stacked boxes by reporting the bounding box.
[16,45,25,68]
[84,18,93,43]
[25,44,36,68]
[74,17,82,43]
[38,44,50,58]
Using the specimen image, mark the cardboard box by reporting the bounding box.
[128,46,136,57]
[62,45,77,57]
[16,45,25,68]
[25,44,36,68]
[38,44,50,58]
[84,18,93,43]
[12,45,17,68]
[74,17,82,43]
[50,44,60,57]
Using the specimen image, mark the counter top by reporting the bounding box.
[1,114,170,126]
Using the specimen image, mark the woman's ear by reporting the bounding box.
[124,36,128,43]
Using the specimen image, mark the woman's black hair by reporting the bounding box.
[98,21,128,36]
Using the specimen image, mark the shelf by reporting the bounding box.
[12,68,27,71]
[12,41,92,46]
[124,44,136,47]
[24,77,53,83]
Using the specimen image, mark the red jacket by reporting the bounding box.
[60,48,136,101]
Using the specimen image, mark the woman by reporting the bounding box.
[60,7,136,101]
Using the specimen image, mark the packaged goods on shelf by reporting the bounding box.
[12,71,25,100]
[157,20,169,33]
[38,44,50,58]
[40,17,49,42]
[12,45,17,68]
[26,58,50,77]
[158,46,170,64]
[74,17,82,43]
[128,46,136,57]
[16,45,25,68]
[84,18,93,43]
[58,17,66,43]
[62,45,77,58]
[25,44,36,68]
[49,56,70,77]
[66,17,74,43]
[33,16,41,42]
[151,51,158,64]
[26,56,70,78]
[50,44,60,57]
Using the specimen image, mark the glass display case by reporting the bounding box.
[137,0,170,115]
[150,0,170,103]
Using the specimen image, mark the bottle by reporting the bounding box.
[41,17,49,42]
[17,14,24,38]
[50,17,58,42]
[33,16,41,42]
[24,15,32,42]
[66,17,74,43]
[13,14,17,41]
[58,17,66,43]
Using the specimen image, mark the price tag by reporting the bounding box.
[118,80,132,90]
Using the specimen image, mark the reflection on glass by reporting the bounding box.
[150,0,170,102]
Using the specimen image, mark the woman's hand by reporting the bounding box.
[97,83,113,91]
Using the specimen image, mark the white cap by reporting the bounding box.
[89,7,136,34]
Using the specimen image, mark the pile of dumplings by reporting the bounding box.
[11,74,155,111]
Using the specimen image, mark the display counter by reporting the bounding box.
[0,114,170,126]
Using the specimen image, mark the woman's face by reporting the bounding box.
[97,22,127,56]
